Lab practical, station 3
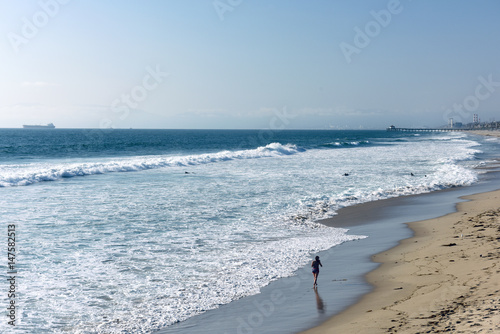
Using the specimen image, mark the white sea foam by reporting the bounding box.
[0,132,489,333]
[0,143,300,187]
[10,183,364,333]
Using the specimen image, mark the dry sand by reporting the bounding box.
[302,189,500,334]
[301,129,500,334]
[469,130,500,137]
[298,130,500,334]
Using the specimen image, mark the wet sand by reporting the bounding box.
[161,175,500,334]
[302,130,500,334]
[161,130,500,334]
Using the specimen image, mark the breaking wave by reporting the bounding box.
[0,143,301,187]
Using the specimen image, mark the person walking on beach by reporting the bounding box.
[311,256,322,287]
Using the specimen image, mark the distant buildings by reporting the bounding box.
[448,114,498,130]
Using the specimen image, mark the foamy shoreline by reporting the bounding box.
[302,130,500,334]
[159,130,499,334]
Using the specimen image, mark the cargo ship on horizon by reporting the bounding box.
[23,123,55,129]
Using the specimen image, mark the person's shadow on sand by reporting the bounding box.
[314,287,325,314]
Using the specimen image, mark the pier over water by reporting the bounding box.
[386,125,474,132]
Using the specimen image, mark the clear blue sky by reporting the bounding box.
[1,0,499,129]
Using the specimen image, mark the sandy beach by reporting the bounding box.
[469,130,500,137]
[303,130,500,334]
[159,130,500,334]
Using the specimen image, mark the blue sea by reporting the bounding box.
[0,129,498,333]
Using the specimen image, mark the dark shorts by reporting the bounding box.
[312,268,319,274]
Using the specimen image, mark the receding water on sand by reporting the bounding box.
[1,130,498,333]
[161,168,500,334]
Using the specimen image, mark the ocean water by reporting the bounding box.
[0,129,497,333]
